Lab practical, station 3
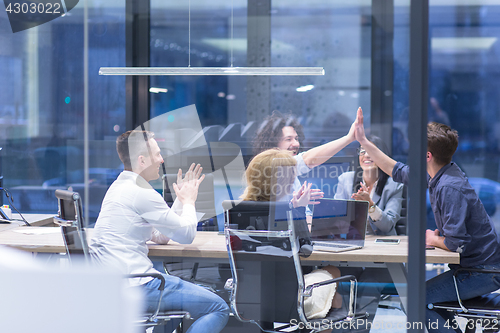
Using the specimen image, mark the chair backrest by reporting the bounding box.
[223,200,304,327]
[163,173,218,231]
[395,185,408,235]
[53,189,89,260]
[222,200,358,330]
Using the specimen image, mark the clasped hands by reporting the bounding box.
[351,182,375,207]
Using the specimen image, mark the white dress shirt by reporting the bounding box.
[293,152,313,215]
[90,171,198,285]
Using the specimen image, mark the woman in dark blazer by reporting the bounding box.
[334,135,403,236]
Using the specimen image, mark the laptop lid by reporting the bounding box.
[311,198,369,247]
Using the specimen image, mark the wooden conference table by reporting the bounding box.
[0,214,55,231]
[0,225,459,312]
[156,233,459,313]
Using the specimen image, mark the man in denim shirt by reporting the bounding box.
[353,107,500,333]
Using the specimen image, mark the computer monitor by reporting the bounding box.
[311,199,368,246]
[297,156,355,198]
[225,201,278,231]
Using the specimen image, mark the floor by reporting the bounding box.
[163,263,498,333]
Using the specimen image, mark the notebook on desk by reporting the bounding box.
[311,199,369,253]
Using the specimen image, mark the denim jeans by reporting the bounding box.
[426,263,500,333]
[139,273,229,333]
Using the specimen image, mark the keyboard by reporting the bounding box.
[314,242,352,249]
[313,241,362,253]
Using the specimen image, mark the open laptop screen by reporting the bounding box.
[311,199,368,246]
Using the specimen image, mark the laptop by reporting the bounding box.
[310,198,369,253]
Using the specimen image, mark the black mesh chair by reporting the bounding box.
[222,200,369,333]
[53,189,89,260]
[428,267,500,333]
[395,185,407,235]
[53,189,190,331]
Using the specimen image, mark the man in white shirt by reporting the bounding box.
[90,130,229,333]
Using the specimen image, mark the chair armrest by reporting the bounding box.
[304,274,356,296]
[126,273,166,291]
[453,267,500,276]
[126,273,168,322]
[446,267,500,313]
[53,216,75,227]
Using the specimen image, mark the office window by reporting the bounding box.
[149,2,371,155]
[426,2,500,235]
[0,4,125,221]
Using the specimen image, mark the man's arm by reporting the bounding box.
[426,229,450,250]
[354,107,397,177]
[301,114,356,168]
[433,187,471,253]
[151,228,170,244]
[144,164,205,244]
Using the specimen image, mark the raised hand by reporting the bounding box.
[291,181,322,208]
[347,112,357,142]
[175,163,204,190]
[353,107,368,144]
[309,188,324,203]
[173,163,205,206]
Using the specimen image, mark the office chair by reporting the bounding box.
[53,189,190,331]
[222,200,369,333]
[395,185,407,236]
[428,267,500,333]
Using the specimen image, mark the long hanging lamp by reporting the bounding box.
[99,1,324,76]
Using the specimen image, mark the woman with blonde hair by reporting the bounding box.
[241,149,309,205]
[240,148,342,319]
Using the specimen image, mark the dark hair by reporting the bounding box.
[252,110,305,156]
[352,135,390,197]
[116,130,155,171]
[427,122,458,166]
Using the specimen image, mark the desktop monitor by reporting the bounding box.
[311,199,368,247]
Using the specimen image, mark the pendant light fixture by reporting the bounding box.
[99,1,324,76]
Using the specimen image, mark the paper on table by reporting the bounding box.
[14,228,61,235]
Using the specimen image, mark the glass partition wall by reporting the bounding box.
[0,1,126,221]
[2,0,500,331]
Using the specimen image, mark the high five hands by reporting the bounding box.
[353,107,367,144]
